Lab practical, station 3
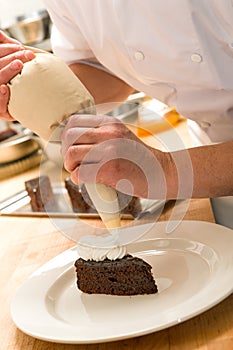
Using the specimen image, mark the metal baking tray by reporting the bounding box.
[0,184,166,219]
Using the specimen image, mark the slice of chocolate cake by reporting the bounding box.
[25,175,58,212]
[117,191,142,217]
[74,255,158,296]
[64,177,94,213]
[65,177,142,217]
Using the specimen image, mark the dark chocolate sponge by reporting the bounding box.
[25,175,58,212]
[74,254,158,296]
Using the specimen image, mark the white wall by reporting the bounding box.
[0,0,45,29]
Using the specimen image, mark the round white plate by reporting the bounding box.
[11,221,233,344]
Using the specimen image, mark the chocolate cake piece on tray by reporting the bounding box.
[25,175,58,212]
[64,177,142,217]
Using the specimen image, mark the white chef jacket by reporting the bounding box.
[43,0,233,143]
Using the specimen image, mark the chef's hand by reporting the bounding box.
[61,114,171,199]
[0,30,35,120]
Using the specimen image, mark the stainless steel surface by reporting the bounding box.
[4,10,51,45]
[136,199,167,220]
[0,185,76,218]
[108,101,140,124]
[210,196,233,229]
[0,184,161,220]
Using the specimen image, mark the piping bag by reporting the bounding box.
[7,49,121,232]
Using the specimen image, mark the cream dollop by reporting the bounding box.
[77,232,127,262]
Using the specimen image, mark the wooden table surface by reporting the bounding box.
[0,120,232,350]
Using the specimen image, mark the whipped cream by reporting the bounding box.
[77,231,127,262]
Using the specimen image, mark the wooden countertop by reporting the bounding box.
[0,120,232,350]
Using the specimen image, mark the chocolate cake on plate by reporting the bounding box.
[74,255,158,296]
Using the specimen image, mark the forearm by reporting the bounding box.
[163,140,233,199]
[69,62,134,107]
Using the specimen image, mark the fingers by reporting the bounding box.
[61,114,151,198]
[64,113,121,129]
[62,115,113,156]
[63,144,106,172]
[69,159,148,198]
[0,30,20,45]
[61,126,127,167]
[69,162,109,186]
[61,126,110,156]
[0,59,23,85]
[61,114,143,180]
[0,84,13,120]
[61,115,126,152]
[0,32,35,121]
[0,50,35,85]
[0,61,23,120]
[0,34,35,84]
[0,43,24,59]
[0,48,35,69]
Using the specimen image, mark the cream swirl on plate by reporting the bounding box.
[77,230,127,262]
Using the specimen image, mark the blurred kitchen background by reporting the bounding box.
[0,0,51,51]
[0,0,44,29]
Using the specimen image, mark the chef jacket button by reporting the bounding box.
[134,51,145,61]
[191,53,202,63]
[199,121,211,128]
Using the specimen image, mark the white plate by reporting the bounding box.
[11,221,233,344]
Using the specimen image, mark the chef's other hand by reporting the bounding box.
[61,114,169,199]
[0,30,35,120]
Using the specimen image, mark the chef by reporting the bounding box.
[0,0,233,225]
